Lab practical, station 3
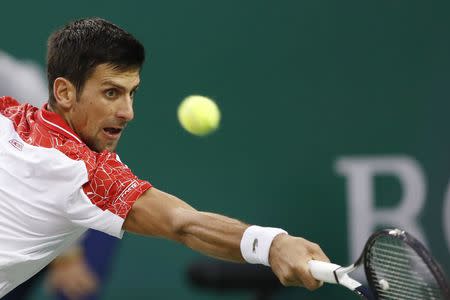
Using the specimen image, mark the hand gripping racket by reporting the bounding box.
[308,228,450,299]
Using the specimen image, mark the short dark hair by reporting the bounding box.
[47,17,145,105]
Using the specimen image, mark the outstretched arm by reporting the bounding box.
[123,187,329,290]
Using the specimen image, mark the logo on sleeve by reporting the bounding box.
[115,180,139,204]
[9,139,23,151]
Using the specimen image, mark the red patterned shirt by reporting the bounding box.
[0,96,151,296]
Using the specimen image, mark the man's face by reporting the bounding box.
[68,64,140,152]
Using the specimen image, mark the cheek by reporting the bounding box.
[73,105,97,134]
[74,106,89,128]
[89,104,115,132]
[75,94,114,133]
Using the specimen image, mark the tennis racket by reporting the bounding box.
[308,228,450,299]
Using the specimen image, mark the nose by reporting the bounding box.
[116,98,134,122]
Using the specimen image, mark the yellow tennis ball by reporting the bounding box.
[177,95,221,136]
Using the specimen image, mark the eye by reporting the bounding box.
[105,89,118,99]
[130,89,138,99]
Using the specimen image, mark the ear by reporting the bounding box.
[53,77,77,109]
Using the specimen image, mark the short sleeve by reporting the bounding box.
[66,188,128,238]
[82,152,152,219]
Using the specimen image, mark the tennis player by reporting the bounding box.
[0,17,329,298]
[0,50,120,300]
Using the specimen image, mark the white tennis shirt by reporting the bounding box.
[0,96,151,297]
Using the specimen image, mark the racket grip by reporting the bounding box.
[308,260,341,284]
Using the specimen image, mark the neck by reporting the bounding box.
[47,102,54,112]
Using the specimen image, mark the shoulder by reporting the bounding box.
[0,96,39,116]
[0,97,39,134]
[58,144,125,178]
[0,96,21,112]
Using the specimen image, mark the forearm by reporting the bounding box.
[173,209,248,262]
[123,188,248,262]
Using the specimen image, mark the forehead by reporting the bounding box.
[88,63,141,87]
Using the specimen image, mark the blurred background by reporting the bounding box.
[1,0,449,299]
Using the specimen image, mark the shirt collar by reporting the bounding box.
[37,104,83,144]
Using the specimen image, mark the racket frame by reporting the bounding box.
[363,229,450,300]
[309,228,450,299]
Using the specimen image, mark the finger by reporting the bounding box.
[61,273,95,300]
[282,278,303,287]
[308,242,330,263]
[77,273,98,293]
[61,281,84,300]
[295,262,323,291]
[273,266,301,287]
[61,287,80,300]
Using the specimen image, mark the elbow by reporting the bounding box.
[123,188,197,243]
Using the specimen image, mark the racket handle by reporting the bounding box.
[308,260,341,284]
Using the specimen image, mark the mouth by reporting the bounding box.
[102,127,123,139]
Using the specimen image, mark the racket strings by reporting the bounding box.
[369,248,435,284]
[366,236,443,300]
[371,271,438,292]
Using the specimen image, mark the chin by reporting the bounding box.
[104,143,118,152]
[94,139,117,152]
[89,142,113,153]
[86,136,118,152]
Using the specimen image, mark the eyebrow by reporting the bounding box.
[101,80,140,92]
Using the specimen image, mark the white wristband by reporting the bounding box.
[240,225,287,266]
